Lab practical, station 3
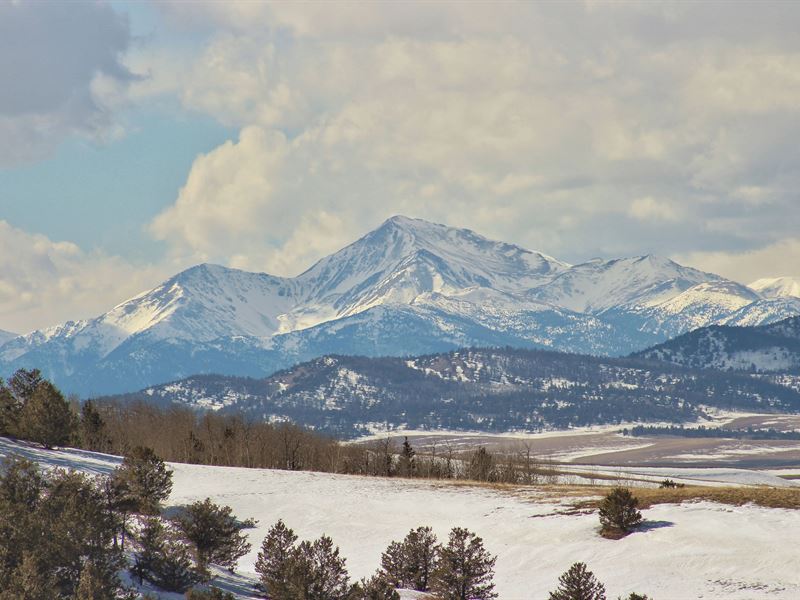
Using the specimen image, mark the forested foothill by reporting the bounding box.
[100,347,800,437]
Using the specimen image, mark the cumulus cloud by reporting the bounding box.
[131,1,800,279]
[676,238,800,284]
[0,1,135,165]
[0,221,169,334]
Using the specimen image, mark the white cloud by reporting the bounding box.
[629,197,681,222]
[0,221,169,334]
[676,238,800,284]
[125,1,800,278]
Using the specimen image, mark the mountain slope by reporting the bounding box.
[527,255,721,314]
[4,216,800,396]
[99,347,800,437]
[0,329,17,347]
[750,277,800,299]
[634,316,800,373]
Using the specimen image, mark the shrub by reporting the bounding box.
[598,487,642,537]
[174,498,254,579]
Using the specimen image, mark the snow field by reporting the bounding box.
[2,437,800,599]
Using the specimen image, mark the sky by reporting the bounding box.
[1,0,800,334]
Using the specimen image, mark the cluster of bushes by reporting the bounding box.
[0,447,251,599]
[255,521,497,600]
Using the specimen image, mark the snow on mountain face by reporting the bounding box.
[528,255,722,314]
[288,216,569,328]
[622,281,762,338]
[4,215,800,397]
[750,277,800,299]
[720,297,800,327]
[0,330,17,347]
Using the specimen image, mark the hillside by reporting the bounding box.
[98,347,800,437]
[2,437,799,599]
[634,316,800,373]
[3,216,799,396]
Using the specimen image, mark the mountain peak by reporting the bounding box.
[750,276,800,299]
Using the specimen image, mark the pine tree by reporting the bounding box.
[135,517,197,593]
[351,575,401,600]
[379,540,405,587]
[39,469,123,596]
[467,447,494,482]
[255,519,298,598]
[174,498,253,579]
[185,587,236,599]
[286,535,351,600]
[112,446,173,515]
[548,562,606,600]
[79,400,106,452]
[380,526,438,591]
[0,552,58,600]
[74,561,119,600]
[430,527,496,600]
[0,380,20,436]
[398,437,416,477]
[17,380,75,449]
[598,488,642,537]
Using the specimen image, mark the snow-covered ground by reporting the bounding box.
[2,437,799,599]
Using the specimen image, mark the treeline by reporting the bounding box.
[2,369,565,486]
[624,424,800,441]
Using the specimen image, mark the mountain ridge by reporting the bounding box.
[3,215,799,396]
[96,346,800,437]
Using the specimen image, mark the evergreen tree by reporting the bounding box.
[255,519,298,598]
[548,562,606,600]
[112,446,173,515]
[135,517,197,593]
[79,400,106,452]
[39,469,123,596]
[398,437,416,477]
[185,587,236,599]
[620,594,651,600]
[0,456,44,590]
[0,461,123,599]
[17,380,75,448]
[467,447,494,482]
[174,498,253,579]
[430,527,496,600]
[598,488,642,536]
[0,552,58,600]
[286,536,350,600]
[73,560,119,600]
[0,380,19,436]
[380,526,438,591]
[350,575,401,600]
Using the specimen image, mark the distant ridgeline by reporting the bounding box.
[96,347,800,438]
[624,424,800,441]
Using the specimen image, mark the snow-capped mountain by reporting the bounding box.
[0,329,17,347]
[527,255,722,314]
[750,277,800,299]
[3,215,799,396]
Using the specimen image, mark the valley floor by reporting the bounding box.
[2,437,799,599]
